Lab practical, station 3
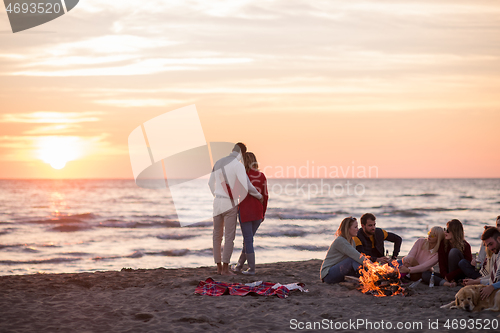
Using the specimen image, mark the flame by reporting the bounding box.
[358,257,403,297]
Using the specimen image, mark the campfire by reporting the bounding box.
[357,258,407,297]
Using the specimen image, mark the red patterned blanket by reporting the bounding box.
[194,277,307,299]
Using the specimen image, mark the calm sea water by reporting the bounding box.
[0,178,499,276]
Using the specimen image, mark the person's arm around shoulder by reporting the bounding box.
[236,163,262,201]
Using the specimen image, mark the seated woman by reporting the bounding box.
[422,219,472,287]
[320,217,367,284]
[399,226,444,280]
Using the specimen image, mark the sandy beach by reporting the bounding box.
[0,259,498,333]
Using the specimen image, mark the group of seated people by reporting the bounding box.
[320,213,500,299]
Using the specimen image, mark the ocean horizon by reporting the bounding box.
[1,178,499,276]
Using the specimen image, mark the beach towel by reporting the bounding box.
[194,278,308,299]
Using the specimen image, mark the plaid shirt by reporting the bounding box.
[194,278,306,299]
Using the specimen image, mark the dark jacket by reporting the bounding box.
[438,240,472,282]
[355,228,402,261]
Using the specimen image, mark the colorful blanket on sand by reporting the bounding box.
[194,277,307,299]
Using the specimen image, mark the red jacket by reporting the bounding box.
[238,169,268,223]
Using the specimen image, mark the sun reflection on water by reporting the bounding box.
[50,191,67,217]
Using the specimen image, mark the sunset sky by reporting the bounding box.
[1,0,499,179]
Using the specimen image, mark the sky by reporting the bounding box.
[0,0,499,179]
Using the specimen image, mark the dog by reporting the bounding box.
[441,285,500,312]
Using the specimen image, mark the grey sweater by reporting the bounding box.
[320,236,366,280]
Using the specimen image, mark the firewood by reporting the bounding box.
[344,276,360,282]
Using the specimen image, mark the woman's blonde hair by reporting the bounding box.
[336,217,357,243]
[445,219,465,253]
[244,152,259,172]
[423,226,445,253]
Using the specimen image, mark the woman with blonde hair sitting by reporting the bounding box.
[320,217,367,284]
[399,226,445,280]
[422,219,472,287]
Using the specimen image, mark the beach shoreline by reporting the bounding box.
[1,259,498,332]
[2,178,498,277]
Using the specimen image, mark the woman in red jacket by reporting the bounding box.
[233,152,268,275]
[422,219,472,287]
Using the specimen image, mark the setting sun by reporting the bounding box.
[36,136,83,170]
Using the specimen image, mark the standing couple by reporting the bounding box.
[208,142,268,275]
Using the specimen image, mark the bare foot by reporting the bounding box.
[443,281,457,287]
[217,263,222,275]
[220,263,235,276]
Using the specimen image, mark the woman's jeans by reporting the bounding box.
[240,219,262,254]
[324,258,361,284]
[422,248,465,285]
[458,259,482,279]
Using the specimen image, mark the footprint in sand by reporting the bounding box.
[134,313,154,322]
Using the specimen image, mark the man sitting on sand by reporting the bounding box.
[463,227,500,300]
[208,142,263,275]
[353,213,402,264]
[460,216,500,280]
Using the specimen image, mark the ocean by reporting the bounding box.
[0,178,499,276]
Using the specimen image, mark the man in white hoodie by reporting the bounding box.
[208,142,263,275]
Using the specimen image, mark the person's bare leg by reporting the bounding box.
[221,263,235,275]
[213,214,224,275]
